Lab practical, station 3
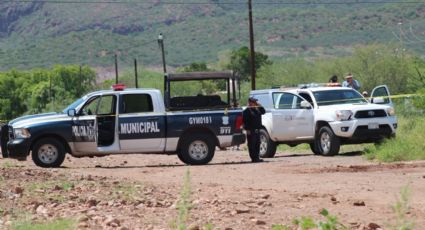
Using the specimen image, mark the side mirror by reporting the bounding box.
[67,109,76,117]
[371,97,385,104]
[300,101,312,109]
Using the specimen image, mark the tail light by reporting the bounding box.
[235,114,243,132]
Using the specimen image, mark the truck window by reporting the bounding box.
[313,90,367,106]
[252,93,273,109]
[97,95,116,115]
[272,92,283,108]
[80,96,100,115]
[294,96,304,109]
[277,93,295,109]
[121,94,153,114]
[299,92,313,104]
[371,87,390,104]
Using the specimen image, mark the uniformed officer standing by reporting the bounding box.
[243,97,266,163]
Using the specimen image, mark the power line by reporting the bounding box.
[0,0,424,5]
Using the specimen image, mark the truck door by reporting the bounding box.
[95,94,119,152]
[72,94,118,153]
[72,96,99,153]
[272,93,314,140]
[370,85,393,107]
[118,93,166,152]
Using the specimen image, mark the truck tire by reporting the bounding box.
[317,126,340,156]
[179,134,215,165]
[32,138,66,168]
[309,142,321,155]
[259,129,277,158]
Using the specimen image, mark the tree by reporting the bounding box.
[0,65,96,120]
[227,46,272,81]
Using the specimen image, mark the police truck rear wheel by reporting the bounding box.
[32,138,66,168]
[317,126,340,156]
[259,129,277,158]
[180,134,215,165]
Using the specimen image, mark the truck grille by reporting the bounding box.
[352,124,393,139]
[354,110,387,118]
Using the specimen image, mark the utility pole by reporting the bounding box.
[134,58,138,88]
[248,0,256,90]
[158,33,167,74]
[114,54,119,84]
[158,33,168,103]
[49,75,52,104]
[79,65,82,96]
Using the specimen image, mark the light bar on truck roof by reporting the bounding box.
[112,84,126,91]
[297,82,341,89]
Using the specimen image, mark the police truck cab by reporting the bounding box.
[1,72,245,167]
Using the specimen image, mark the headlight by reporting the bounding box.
[14,128,31,139]
[387,107,395,116]
[336,110,353,121]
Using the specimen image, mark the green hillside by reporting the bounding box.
[0,0,424,70]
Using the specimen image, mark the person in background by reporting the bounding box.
[243,97,266,163]
[329,75,338,83]
[342,73,361,91]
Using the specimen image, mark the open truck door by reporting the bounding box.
[370,85,394,108]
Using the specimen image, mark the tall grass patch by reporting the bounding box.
[365,115,425,162]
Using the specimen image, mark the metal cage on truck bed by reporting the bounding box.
[164,71,239,111]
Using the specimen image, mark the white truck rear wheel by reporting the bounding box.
[259,129,277,158]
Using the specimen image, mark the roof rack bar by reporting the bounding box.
[167,71,236,81]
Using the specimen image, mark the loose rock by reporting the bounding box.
[353,200,366,206]
[368,222,381,230]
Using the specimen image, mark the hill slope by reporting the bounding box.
[0,0,424,70]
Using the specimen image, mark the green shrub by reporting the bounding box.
[291,209,347,230]
[412,88,425,110]
[365,115,425,162]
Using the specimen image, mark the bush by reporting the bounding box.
[364,115,425,162]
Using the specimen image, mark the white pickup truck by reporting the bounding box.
[250,85,397,157]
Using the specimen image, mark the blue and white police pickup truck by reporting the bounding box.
[1,72,245,167]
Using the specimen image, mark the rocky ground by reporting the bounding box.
[1,148,425,230]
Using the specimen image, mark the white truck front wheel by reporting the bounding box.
[317,126,340,156]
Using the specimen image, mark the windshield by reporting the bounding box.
[62,98,84,113]
[313,89,367,106]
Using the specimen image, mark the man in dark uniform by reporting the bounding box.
[243,97,266,163]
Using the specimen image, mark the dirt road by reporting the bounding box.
[1,149,425,229]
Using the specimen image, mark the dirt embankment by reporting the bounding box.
[1,150,425,229]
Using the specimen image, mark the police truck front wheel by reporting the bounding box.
[179,134,215,165]
[32,138,66,168]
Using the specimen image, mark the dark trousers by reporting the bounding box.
[247,129,260,161]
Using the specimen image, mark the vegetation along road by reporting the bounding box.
[1,146,425,229]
